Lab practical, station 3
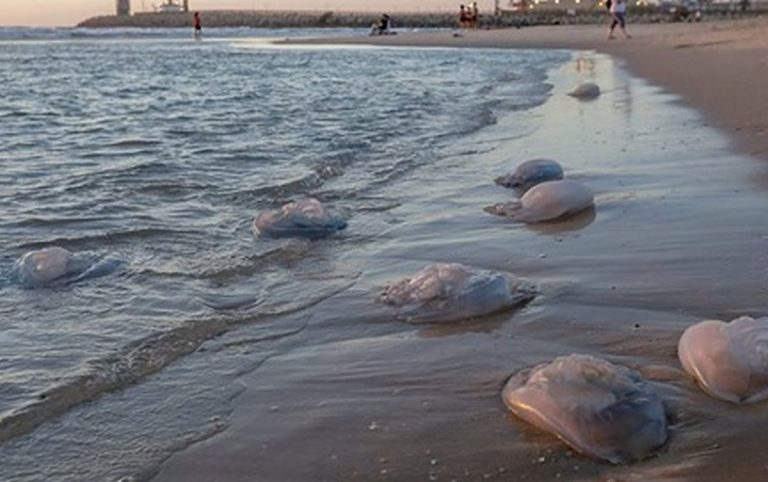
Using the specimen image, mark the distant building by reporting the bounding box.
[116,0,131,16]
[156,1,185,13]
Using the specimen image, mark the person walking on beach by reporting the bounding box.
[193,12,202,39]
[459,5,469,29]
[607,0,631,40]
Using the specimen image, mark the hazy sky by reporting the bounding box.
[4,0,495,27]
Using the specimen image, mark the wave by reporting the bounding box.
[0,279,355,445]
[15,227,200,251]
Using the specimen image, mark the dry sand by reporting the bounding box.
[151,19,768,482]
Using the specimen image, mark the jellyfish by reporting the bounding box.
[568,82,601,99]
[379,262,534,323]
[502,354,668,464]
[252,198,347,240]
[485,179,594,223]
[495,159,564,192]
[11,247,120,288]
[678,316,768,404]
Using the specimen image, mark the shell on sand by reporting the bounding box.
[494,158,564,191]
[13,247,73,286]
[485,179,594,223]
[568,82,601,99]
[679,316,768,403]
[252,198,347,240]
[379,262,535,323]
[502,354,669,464]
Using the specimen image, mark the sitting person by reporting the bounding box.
[370,14,393,36]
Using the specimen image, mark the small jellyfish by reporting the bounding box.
[495,159,564,192]
[252,198,347,240]
[568,82,601,99]
[13,247,72,286]
[502,354,668,464]
[12,247,121,288]
[485,179,594,223]
[679,316,768,403]
[379,262,534,323]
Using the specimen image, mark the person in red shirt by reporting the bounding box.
[193,12,202,39]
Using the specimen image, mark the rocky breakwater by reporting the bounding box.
[76,7,768,29]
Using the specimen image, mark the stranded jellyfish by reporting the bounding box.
[485,179,594,223]
[379,262,534,323]
[679,316,768,404]
[495,159,564,193]
[252,198,347,240]
[502,354,668,464]
[568,82,601,99]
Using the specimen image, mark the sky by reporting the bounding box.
[3,0,496,27]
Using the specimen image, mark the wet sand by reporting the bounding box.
[152,21,768,482]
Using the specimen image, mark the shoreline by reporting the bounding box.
[284,17,768,161]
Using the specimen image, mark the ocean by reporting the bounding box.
[0,27,570,480]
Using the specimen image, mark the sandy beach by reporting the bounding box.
[134,18,768,482]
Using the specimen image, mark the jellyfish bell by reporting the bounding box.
[252,198,347,240]
[502,354,668,464]
[568,82,601,99]
[485,179,594,223]
[13,247,73,286]
[379,262,534,323]
[495,158,564,193]
[11,247,121,288]
[679,316,768,404]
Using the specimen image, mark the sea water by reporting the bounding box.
[0,28,570,480]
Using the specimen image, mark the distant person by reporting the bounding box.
[470,2,479,28]
[459,5,469,28]
[193,12,202,39]
[607,0,631,40]
[370,13,393,36]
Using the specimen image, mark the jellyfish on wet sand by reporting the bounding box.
[495,158,564,192]
[379,262,535,323]
[485,179,594,223]
[568,82,601,99]
[679,316,768,404]
[502,354,668,464]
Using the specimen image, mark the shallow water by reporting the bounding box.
[0,31,572,479]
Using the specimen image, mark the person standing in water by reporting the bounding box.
[193,12,202,39]
[607,0,631,40]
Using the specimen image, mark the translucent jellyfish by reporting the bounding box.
[679,316,768,404]
[568,82,601,99]
[11,247,120,288]
[379,262,535,323]
[485,179,594,223]
[252,198,347,240]
[495,159,564,192]
[502,354,668,464]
